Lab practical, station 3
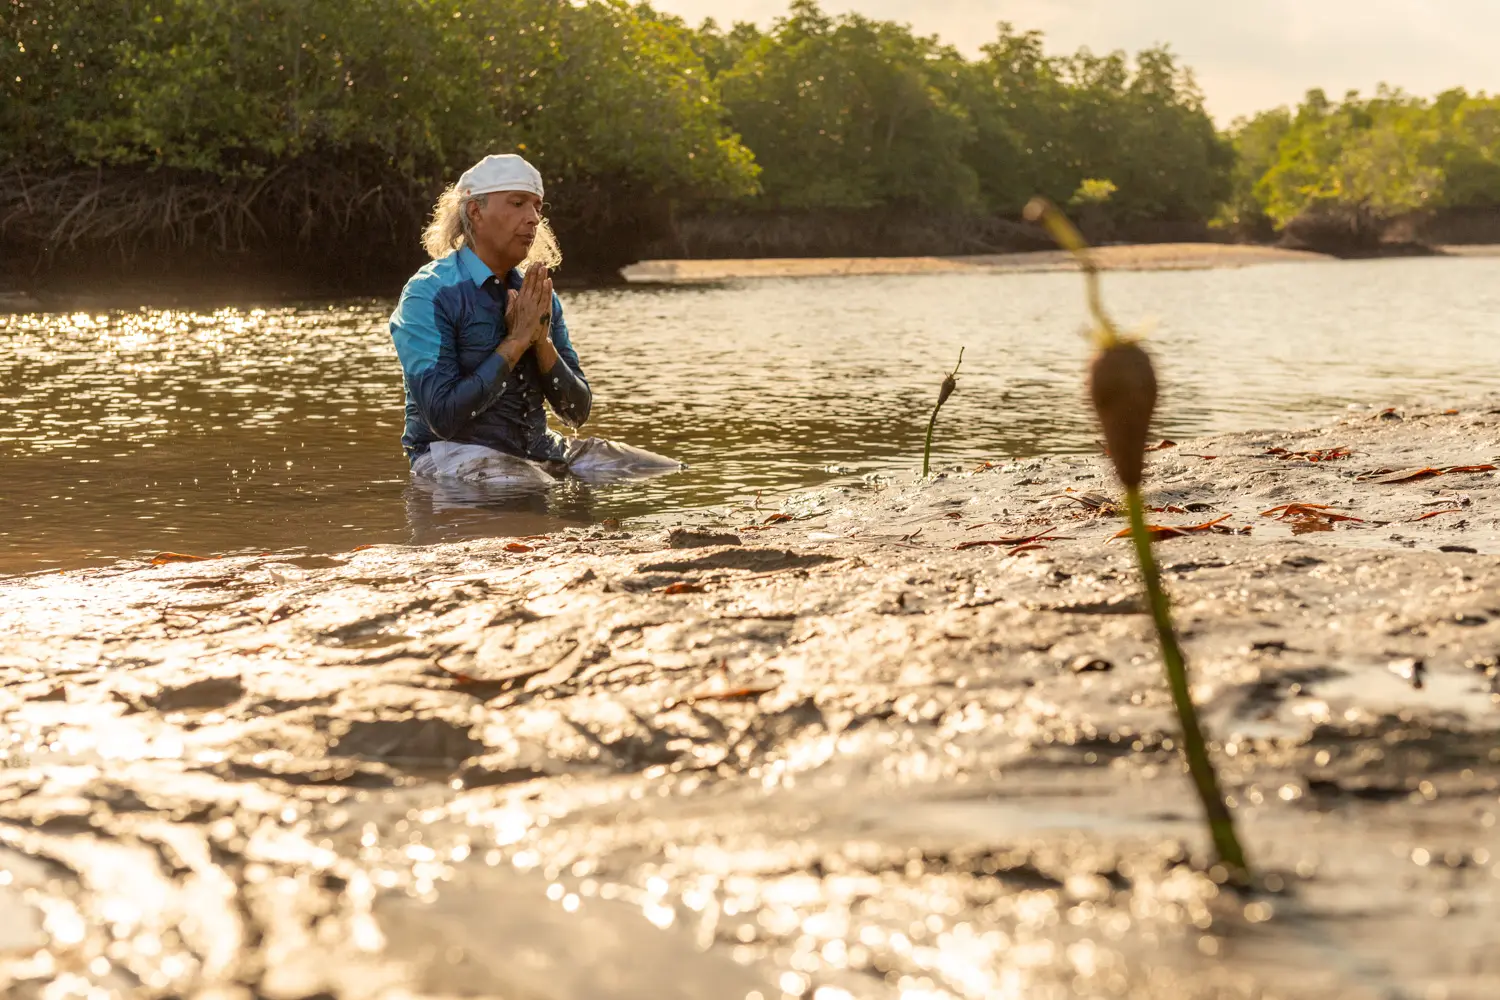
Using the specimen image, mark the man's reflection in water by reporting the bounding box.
[402,475,599,546]
[403,437,687,546]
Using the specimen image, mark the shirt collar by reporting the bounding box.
[458,247,524,290]
[457,246,494,288]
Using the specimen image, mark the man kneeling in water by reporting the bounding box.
[390,153,680,485]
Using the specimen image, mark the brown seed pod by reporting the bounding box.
[1089,341,1158,490]
[936,372,958,409]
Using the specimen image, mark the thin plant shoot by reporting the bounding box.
[1024,197,1250,882]
[922,348,965,478]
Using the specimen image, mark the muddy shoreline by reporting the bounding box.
[3,400,1499,998]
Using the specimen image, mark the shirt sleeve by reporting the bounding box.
[541,292,592,428]
[389,279,510,440]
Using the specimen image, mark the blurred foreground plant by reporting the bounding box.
[1024,196,1250,882]
[922,348,964,478]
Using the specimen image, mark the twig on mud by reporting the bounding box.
[955,527,1069,550]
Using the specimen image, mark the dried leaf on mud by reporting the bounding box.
[1261,502,1334,513]
[1112,515,1234,541]
[1359,465,1496,484]
[1261,504,1365,528]
[660,582,710,595]
[1264,446,1353,462]
[764,513,795,524]
[504,542,535,553]
[688,681,780,702]
[1368,464,1494,485]
[1406,508,1467,522]
[1360,467,1442,484]
[151,551,209,565]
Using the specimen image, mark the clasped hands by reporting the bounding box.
[496,264,559,372]
[504,263,553,348]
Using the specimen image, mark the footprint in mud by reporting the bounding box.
[145,675,245,712]
[327,716,486,767]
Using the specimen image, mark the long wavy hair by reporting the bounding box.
[420,184,562,271]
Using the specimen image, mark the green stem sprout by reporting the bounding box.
[1126,488,1249,878]
[922,347,964,478]
[1026,196,1250,883]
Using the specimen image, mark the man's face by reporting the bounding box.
[469,191,543,267]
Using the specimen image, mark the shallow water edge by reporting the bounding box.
[9,255,1500,577]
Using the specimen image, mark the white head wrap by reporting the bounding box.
[457,153,544,200]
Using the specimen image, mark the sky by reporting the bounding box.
[649,0,1500,123]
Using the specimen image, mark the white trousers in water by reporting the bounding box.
[410,439,682,486]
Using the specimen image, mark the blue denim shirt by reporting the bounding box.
[389,247,591,462]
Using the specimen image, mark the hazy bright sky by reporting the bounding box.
[650,0,1500,123]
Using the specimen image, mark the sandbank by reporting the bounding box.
[622,243,1333,283]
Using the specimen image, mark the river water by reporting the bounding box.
[4,255,1499,575]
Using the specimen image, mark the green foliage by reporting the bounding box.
[3,0,140,167]
[698,9,1230,223]
[2,0,757,198]
[1216,108,1291,231]
[955,26,1230,222]
[467,1,758,201]
[716,1,978,210]
[685,16,764,79]
[1229,86,1500,233]
[15,0,1495,270]
[1071,179,1118,206]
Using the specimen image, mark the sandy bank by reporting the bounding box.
[622,243,1333,283]
[2,400,1498,998]
[1437,243,1500,258]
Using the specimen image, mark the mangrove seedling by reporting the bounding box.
[1024,196,1250,883]
[922,348,965,478]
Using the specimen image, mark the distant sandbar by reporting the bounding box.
[622,243,1334,283]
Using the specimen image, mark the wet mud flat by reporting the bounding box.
[3,401,1500,999]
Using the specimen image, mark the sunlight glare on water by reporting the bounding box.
[3,256,1499,574]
